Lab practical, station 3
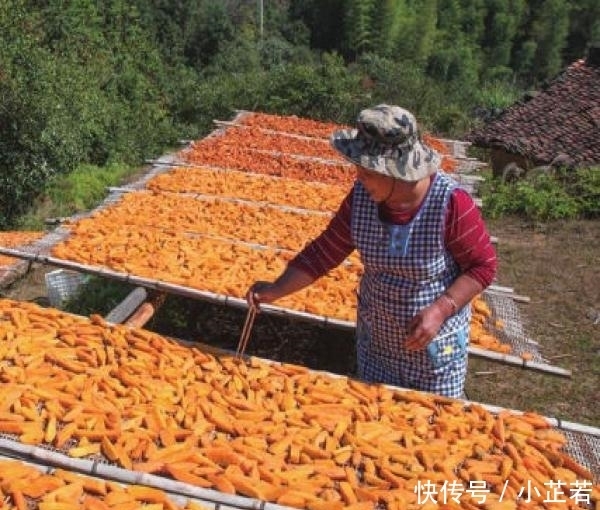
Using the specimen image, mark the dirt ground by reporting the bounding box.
[467,218,599,427]
[2,217,599,427]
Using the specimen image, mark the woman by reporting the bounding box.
[246,104,497,398]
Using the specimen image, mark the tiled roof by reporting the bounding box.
[467,54,600,168]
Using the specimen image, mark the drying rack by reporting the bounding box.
[0,406,598,509]
[0,224,571,378]
[0,448,294,510]
[0,310,597,505]
[0,110,571,377]
[0,337,596,509]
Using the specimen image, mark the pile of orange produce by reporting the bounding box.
[52,167,510,352]
[237,111,350,138]
[181,143,355,185]
[204,126,343,161]
[146,166,350,213]
[237,112,459,173]
[0,459,211,510]
[51,204,511,353]
[0,231,44,267]
[66,191,336,253]
[0,298,597,510]
[422,133,459,173]
[51,226,361,322]
[183,112,460,182]
[470,295,513,355]
[233,112,458,173]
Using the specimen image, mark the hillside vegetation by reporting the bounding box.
[1,0,599,227]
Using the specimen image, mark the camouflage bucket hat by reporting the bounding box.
[331,104,441,181]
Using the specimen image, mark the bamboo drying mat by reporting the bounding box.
[0,339,596,502]
[0,237,570,377]
[226,109,488,175]
[0,298,595,510]
[0,411,598,510]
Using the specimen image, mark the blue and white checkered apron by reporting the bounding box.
[352,172,471,398]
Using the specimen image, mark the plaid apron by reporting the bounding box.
[352,172,471,398]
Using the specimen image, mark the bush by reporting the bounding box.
[63,276,135,318]
[562,167,600,218]
[0,1,185,228]
[480,167,600,221]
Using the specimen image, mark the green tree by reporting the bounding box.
[370,0,410,58]
[565,0,600,62]
[481,0,525,79]
[513,0,570,83]
[403,0,437,65]
[0,1,56,226]
[134,0,192,64]
[343,0,376,58]
[289,0,346,52]
[183,0,235,70]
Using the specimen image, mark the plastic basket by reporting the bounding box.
[45,269,86,308]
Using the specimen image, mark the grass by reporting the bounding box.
[15,162,137,229]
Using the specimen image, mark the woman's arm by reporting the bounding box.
[444,188,498,290]
[405,188,497,349]
[288,190,355,279]
[247,190,356,307]
[247,265,317,307]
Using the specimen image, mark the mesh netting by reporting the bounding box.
[563,428,600,484]
[482,291,544,362]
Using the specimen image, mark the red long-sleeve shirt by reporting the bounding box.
[289,181,497,288]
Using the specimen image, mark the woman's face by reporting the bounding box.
[355,166,395,202]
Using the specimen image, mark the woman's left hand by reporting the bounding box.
[404,302,447,350]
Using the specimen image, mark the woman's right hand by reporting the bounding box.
[246,281,279,309]
[245,267,316,310]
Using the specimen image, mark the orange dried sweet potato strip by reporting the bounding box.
[130,460,165,474]
[44,482,84,503]
[492,412,507,447]
[181,145,355,185]
[555,452,594,480]
[126,485,168,504]
[11,489,28,510]
[302,443,332,460]
[44,414,58,443]
[194,126,339,160]
[51,227,361,322]
[204,472,235,495]
[224,473,281,501]
[68,443,101,458]
[306,500,345,510]
[185,502,213,510]
[277,491,311,508]
[0,420,25,434]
